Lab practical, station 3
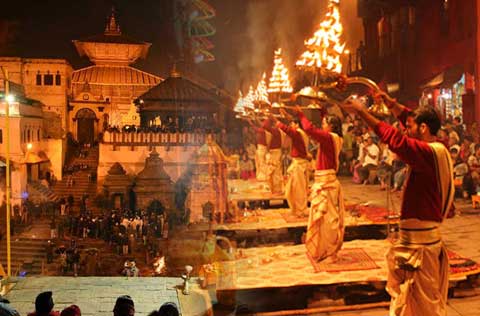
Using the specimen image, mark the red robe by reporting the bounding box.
[262,119,282,150]
[374,108,448,222]
[276,122,307,159]
[299,113,337,170]
[254,126,267,146]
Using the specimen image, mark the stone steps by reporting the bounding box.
[0,238,48,275]
[51,146,99,212]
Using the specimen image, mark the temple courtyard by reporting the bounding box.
[3,178,480,316]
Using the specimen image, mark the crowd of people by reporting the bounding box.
[227,111,480,202]
[46,207,172,276]
[0,291,179,316]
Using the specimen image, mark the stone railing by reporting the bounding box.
[102,131,216,146]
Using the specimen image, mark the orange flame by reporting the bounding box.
[254,73,270,104]
[268,48,293,94]
[296,0,346,74]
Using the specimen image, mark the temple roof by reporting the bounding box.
[107,162,127,175]
[72,65,161,86]
[136,149,172,181]
[72,8,151,65]
[135,69,225,110]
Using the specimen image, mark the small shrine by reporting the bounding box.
[102,162,133,209]
[186,136,228,223]
[133,149,175,211]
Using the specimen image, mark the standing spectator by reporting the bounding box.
[46,240,54,264]
[71,248,80,277]
[28,291,59,316]
[50,220,57,240]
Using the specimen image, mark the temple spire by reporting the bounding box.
[104,7,121,36]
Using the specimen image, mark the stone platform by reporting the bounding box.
[4,277,182,316]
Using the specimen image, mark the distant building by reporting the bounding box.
[0,81,64,205]
[356,0,477,122]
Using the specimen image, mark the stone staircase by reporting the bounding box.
[27,181,61,203]
[52,146,99,211]
[0,220,51,276]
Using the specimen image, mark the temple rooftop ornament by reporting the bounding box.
[72,7,152,65]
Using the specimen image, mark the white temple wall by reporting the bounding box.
[42,138,65,181]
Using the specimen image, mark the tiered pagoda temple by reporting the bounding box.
[70,9,161,144]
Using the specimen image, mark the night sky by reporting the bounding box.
[0,0,363,94]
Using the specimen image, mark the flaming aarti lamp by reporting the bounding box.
[295,0,390,118]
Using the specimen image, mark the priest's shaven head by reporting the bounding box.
[325,115,343,137]
[412,106,442,136]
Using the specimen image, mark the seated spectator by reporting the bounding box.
[437,128,449,147]
[28,291,59,316]
[377,143,393,190]
[113,295,135,316]
[158,303,179,316]
[391,157,406,192]
[0,297,20,316]
[459,136,474,162]
[60,305,81,316]
[239,152,255,180]
[463,144,480,198]
[357,136,379,184]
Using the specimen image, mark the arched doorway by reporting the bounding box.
[76,108,96,144]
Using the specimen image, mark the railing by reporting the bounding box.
[102,131,218,146]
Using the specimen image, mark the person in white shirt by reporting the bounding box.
[357,136,380,184]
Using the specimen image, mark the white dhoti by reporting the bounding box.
[266,148,283,194]
[305,169,345,261]
[255,144,268,181]
[387,219,449,316]
[285,158,310,216]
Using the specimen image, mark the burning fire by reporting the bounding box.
[254,72,270,104]
[234,73,272,116]
[296,0,346,73]
[268,48,293,94]
[153,256,166,275]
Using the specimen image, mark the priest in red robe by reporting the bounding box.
[295,107,345,263]
[247,119,269,182]
[262,118,284,194]
[342,94,454,316]
[269,110,310,217]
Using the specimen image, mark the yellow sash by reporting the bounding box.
[429,142,455,220]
